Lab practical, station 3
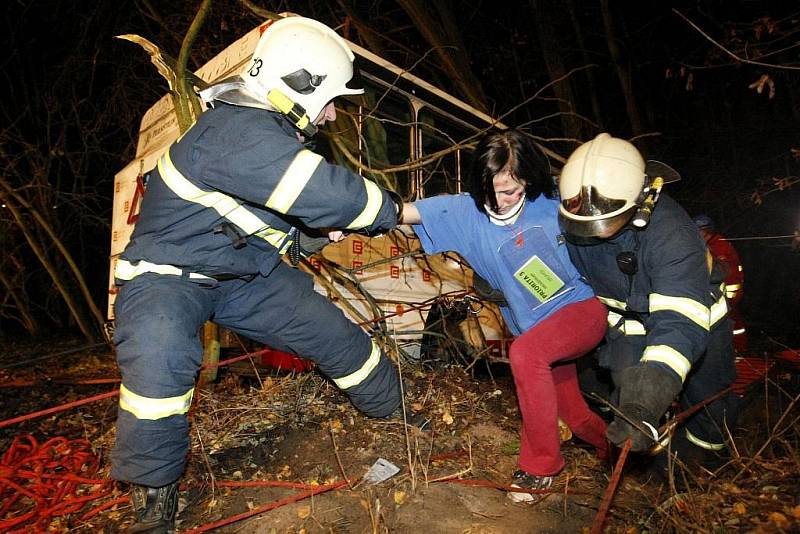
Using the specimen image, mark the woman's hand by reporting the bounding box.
[326,230,347,242]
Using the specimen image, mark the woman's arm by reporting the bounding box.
[400,202,421,224]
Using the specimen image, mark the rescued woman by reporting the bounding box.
[401,129,608,501]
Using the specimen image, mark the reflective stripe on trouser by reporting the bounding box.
[112,265,400,486]
[678,317,738,449]
[111,273,214,487]
[209,262,400,419]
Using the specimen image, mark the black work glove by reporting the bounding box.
[287,229,331,265]
[607,365,682,452]
[472,272,508,306]
[387,189,403,220]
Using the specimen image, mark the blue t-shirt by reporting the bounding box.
[413,193,594,335]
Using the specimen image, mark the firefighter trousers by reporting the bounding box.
[111,261,400,487]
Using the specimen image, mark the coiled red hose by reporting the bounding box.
[0,434,112,533]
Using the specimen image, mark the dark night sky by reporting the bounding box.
[2,0,798,342]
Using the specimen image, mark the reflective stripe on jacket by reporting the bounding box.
[120,103,397,278]
[567,194,729,384]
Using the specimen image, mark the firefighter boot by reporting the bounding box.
[128,481,179,534]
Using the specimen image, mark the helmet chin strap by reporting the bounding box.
[198,78,318,138]
[485,195,526,226]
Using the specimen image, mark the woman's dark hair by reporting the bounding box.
[467,129,552,213]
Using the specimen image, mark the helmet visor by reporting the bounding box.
[561,185,627,217]
[558,205,637,240]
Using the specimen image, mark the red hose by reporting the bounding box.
[0,434,112,533]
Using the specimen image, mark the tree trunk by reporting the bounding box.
[1,194,96,341]
[336,0,388,57]
[0,268,39,336]
[566,0,604,131]
[531,0,583,140]
[396,0,488,112]
[0,179,105,331]
[600,0,644,137]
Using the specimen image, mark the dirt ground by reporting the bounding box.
[1,336,799,533]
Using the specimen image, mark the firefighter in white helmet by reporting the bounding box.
[112,16,403,533]
[558,133,738,478]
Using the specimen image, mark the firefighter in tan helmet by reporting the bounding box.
[558,134,738,476]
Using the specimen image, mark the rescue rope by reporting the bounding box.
[0,378,121,388]
[0,390,120,430]
[179,480,348,533]
[0,342,110,370]
[0,350,275,428]
[355,290,470,327]
[722,234,796,241]
[0,434,112,533]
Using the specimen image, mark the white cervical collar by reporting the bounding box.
[485,196,526,226]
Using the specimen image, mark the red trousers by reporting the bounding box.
[509,297,608,476]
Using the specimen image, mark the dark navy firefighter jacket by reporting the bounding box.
[118,102,398,279]
[566,194,730,386]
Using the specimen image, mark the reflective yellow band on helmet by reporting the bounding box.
[649,293,710,330]
[266,150,323,213]
[332,341,381,390]
[597,295,627,311]
[685,429,725,451]
[710,293,728,327]
[608,311,646,335]
[159,152,289,250]
[641,345,691,382]
[119,384,194,420]
[114,259,214,282]
[345,179,383,230]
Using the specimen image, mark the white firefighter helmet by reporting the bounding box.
[558,133,647,239]
[242,16,363,128]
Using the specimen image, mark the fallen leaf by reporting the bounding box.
[733,502,746,515]
[411,402,424,411]
[394,490,407,505]
[720,482,743,494]
[790,505,800,519]
[297,505,311,519]
[442,410,454,425]
[768,512,787,526]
